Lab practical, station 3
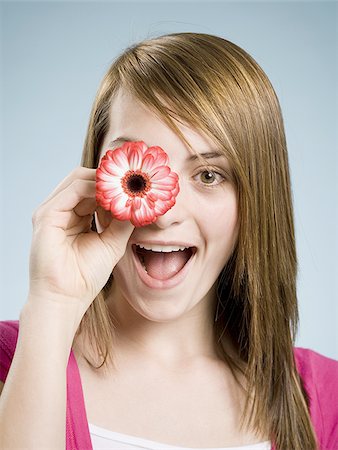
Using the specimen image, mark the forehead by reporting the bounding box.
[101,88,218,161]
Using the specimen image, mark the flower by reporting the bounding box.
[96,141,180,227]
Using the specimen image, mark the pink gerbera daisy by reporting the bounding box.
[96,141,180,227]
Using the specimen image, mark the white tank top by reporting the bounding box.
[89,423,272,450]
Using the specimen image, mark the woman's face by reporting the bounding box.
[96,88,239,322]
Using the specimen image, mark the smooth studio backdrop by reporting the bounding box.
[1,1,337,359]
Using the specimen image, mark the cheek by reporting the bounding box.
[111,253,137,298]
[201,191,238,236]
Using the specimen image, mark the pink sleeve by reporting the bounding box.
[294,347,338,450]
[0,320,19,383]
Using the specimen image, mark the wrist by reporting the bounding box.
[20,294,83,349]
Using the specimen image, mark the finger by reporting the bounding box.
[40,167,96,206]
[74,197,98,217]
[56,196,98,231]
[33,180,96,229]
[65,214,93,236]
[95,205,113,231]
[34,207,92,232]
[50,179,96,212]
[99,218,135,262]
[64,197,97,230]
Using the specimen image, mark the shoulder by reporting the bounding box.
[0,320,20,383]
[293,346,338,387]
[293,346,338,448]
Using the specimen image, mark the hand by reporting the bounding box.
[28,166,134,316]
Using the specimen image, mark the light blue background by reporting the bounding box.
[1,1,337,359]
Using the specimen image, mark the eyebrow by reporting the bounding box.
[187,152,224,161]
[107,137,225,161]
[108,137,136,147]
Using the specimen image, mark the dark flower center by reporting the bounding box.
[121,169,151,198]
[127,174,146,193]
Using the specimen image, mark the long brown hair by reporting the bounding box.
[77,32,318,450]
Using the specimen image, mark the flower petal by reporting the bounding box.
[143,146,169,167]
[128,146,143,171]
[96,176,121,192]
[146,194,156,209]
[151,181,175,191]
[140,154,156,173]
[150,171,179,191]
[110,148,130,172]
[149,165,171,180]
[146,191,158,202]
[98,159,125,178]
[160,172,180,195]
[154,198,175,215]
[149,188,172,200]
[132,196,142,209]
[101,187,121,199]
[110,192,130,219]
[96,193,111,210]
[131,198,157,227]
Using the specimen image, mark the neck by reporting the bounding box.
[104,280,220,369]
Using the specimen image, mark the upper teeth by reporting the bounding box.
[136,243,189,252]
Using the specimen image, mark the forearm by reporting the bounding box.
[0,297,80,450]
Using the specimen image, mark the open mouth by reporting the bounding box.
[132,244,197,281]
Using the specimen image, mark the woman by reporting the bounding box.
[0,32,337,450]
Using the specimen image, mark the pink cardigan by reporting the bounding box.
[1,320,337,450]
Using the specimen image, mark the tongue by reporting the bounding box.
[143,249,191,280]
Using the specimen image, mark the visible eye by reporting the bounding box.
[193,169,225,188]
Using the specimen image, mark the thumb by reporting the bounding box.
[99,218,135,263]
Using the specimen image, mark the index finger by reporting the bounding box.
[41,166,96,207]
